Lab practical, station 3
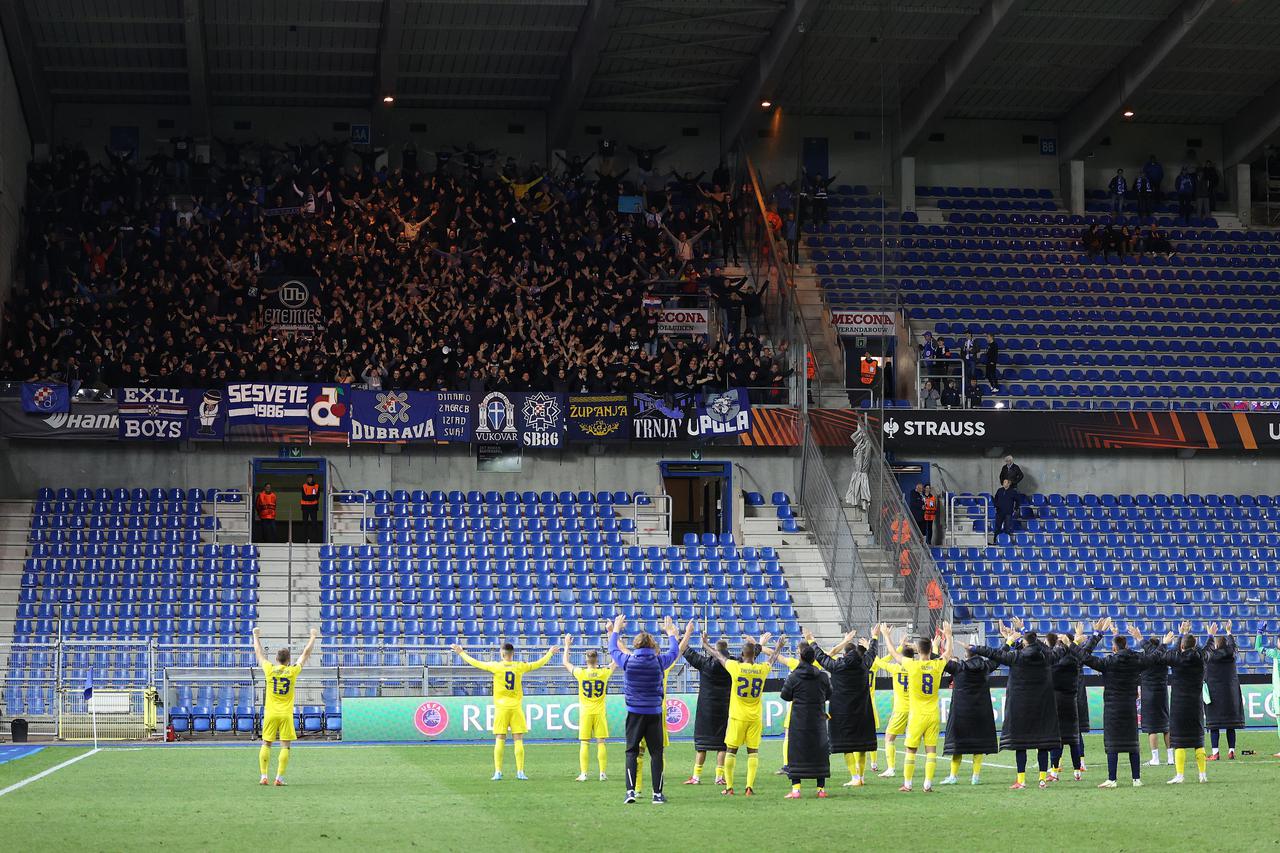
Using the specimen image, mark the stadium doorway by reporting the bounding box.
[659,461,731,544]
[250,457,327,544]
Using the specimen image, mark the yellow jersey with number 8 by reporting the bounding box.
[263,662,302,716]
[902,658,948,716]
[724,660,771,722]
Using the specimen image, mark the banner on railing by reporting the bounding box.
[341,684,1280,743]
[655,308,709,336]
[1,388,756,446]
[261,276,323,332]
[349,389,437,442]
[831,310,896,337]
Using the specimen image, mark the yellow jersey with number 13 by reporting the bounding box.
[262,662,302,716]
[724,659,772,721]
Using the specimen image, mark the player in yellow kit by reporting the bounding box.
[704,631,785,796]
[562,632,616,781]
[880,622,952,793]
[252,625,319,786]
[451,640,558,780]
[871,632,915,777]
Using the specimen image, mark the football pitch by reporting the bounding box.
[0,734,1277,852]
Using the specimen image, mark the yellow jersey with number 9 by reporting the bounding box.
[724,660,771,721]
[263,662,302,716]
[573,666,613,713]
[903,658,948,716]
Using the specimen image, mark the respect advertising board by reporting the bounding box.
[341,684,1280,743]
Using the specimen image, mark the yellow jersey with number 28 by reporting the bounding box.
[724,660,772,722]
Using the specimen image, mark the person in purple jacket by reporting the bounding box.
[610,612,684,805]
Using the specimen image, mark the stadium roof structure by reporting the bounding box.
[4,0,1280,161]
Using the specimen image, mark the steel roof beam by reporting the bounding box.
[181,0,210,137]
[1056,0,1226,162]
[1223,74,1280,167]
[896,0,1026,158]
[546,0,616,149]
[719,0,819,155]
[0,0,53,143]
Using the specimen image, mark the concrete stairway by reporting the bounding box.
[253,544,323,644]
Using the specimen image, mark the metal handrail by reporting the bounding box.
[946,493,990,543]
[859,415,951,634]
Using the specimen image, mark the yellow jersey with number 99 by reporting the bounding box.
[263,662,302,716]
[573,666,613,714]
[903,658,948,716]
[724,660,771,722]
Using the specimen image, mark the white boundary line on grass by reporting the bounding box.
[0,747,100,799]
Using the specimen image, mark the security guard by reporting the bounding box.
[255,484,277,542]
[300,474,321,527]
[859,351,879,406]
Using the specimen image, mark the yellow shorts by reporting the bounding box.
[904,715,940,749]
[579,711,609,741]
[725,716,763,750]
[494,706,527,735]
[262,713,297,743]
[886,706,910,737]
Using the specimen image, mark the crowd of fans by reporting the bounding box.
[1,137,794,402]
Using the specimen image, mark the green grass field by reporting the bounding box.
[1,734,1277,851]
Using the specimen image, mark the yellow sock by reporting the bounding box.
[1017,771,1026,785]
[514,740,525,773]
[1038,770,1047,783]
[745,754,760,790]
[259,744,270,776]
[692,757,704,780]
[844,752,857,777]
[715,762,724,780]
[724,753,737,788]
[886,741,897,772]
[950,755,963,777]
[853,752,864,777]
[276,747,290,779]
[597,743,607,775]
[1175,748,1186,775]
[924,754,937,784]
[579,742,590,775]
[1195,748,1207,774]
[864,751,875,772]
[792,782,801,792]
[903,753,917,784]
[972,755,984,775]
[636,748,644,791]
[493,739,505,773]
[782,732,789,766]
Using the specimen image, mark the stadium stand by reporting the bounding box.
[2,142,791,400]
[808,185,1280,410]
[936,491,1280,673]
[2,485,806,736]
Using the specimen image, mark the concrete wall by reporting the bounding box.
[0,31,31,315]
[0,441,798,500]
[920,451,1280,499]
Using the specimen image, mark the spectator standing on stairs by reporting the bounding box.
[1176,167,1195,224]
[783,211,799,265]
[984,336,1000,392]
[1143,155,1164,203]
[993,478,1020,540]
[909,483,927,537]
[255,484,277,543]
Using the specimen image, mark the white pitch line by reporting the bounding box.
[0,748,99,799]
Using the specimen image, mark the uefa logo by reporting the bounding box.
[664,698,690,733]
[280,279,310,308]
[414,701,449,736]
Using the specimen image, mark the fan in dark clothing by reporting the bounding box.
[1203,623,1245,760]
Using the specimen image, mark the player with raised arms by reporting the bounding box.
[871,630,914,777]
[880,623,951,792]
[702,631,785,796]
[451,639,559,780]
[252,625,319,786]
[562,630,616,781]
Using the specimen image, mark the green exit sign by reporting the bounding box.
[690,449,702,462]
